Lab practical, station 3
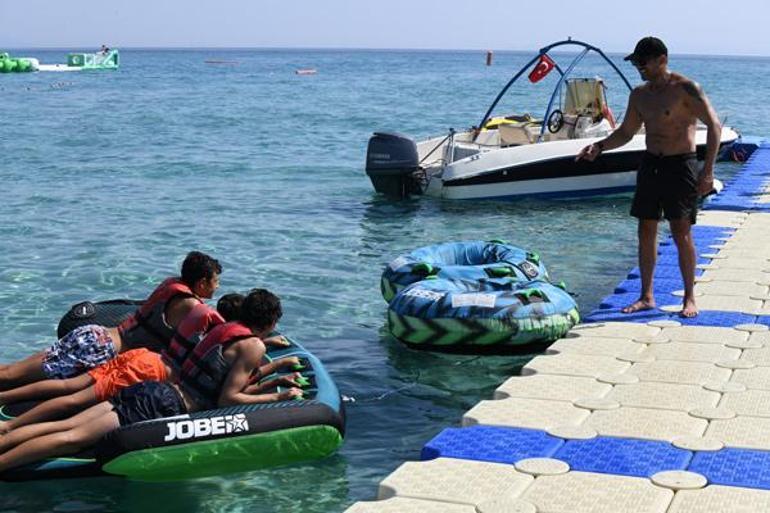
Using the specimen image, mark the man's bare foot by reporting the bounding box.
[621,299,655,314]
[680,298,699,318]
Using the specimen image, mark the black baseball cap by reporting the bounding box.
[624,37,668,64]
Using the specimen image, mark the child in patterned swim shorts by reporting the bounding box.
[0,324,123,391]
[41,325,119,379]
[0,348,302,434]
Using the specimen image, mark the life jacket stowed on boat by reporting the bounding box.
[163,303,225,368]
[180,321,254,407]
[118,277,200,352]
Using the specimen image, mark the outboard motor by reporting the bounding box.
[365,132,422,198]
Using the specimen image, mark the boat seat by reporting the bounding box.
[499,123,537,146]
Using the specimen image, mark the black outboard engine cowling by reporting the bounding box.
[365,132,422,198]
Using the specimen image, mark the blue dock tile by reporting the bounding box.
[691,225,735,235]
[598,292,675,311]
[584,307,670,324]
[614,278,683,295]
[674,311,758,327]
[421,426,563,464]
[754,315,770,328]
[627,265,704,280]
[654,251,712,267]
[584,309,756,327]
[690,448,770,490]
[554,437,692,478]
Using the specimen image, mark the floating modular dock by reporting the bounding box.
[345,145,770,513]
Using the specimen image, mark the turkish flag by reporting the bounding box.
[528,54,556,83]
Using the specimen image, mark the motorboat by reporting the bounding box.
[364,39,739,200]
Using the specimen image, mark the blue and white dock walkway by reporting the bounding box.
[345,145,770,513]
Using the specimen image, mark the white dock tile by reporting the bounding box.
[701,268,770,283]
[638,342,740,363]
[669,485,770,512]
[606,382,720,411]
[706,416,770,450]
[719,389,770,417]
[378,458,533,506]
[731,366,770,390]
[547,336,642,357]
[739,345,770,366]
[694,281,769,297]
[652,326,748,345]
[463,397,590,430]
[523,353,630,378]
[650,470,707,490]
[494,374,612,402]
[626,360,731,385]
[586,407,707,441]
[345,497,474,513]
[750,331,770,347]
[660,295,761,314]
[521,471,673,513]
[719,228,770,237]
[703,257,770,270]
[709,249,770,259]
[569,323,659,339]
[695,212,746,227]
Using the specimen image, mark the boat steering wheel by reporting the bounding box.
[547,109,565,133]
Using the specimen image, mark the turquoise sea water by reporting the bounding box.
[0,48,766,512]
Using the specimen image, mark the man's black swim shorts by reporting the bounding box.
[630,152,700,224]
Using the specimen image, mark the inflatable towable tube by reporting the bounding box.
[1,300,345,482]
[388,278,579,347]
[381,241,548,302]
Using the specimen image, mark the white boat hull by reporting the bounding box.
[422,128,739,200]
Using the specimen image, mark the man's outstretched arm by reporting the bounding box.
[577,90,643,161]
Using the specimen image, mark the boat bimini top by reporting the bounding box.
[475,38,633,144]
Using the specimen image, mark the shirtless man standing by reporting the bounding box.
[577,37,722,318]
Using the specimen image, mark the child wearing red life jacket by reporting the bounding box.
[0,251,222,391]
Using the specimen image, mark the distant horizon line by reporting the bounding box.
[3,45,769,59]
